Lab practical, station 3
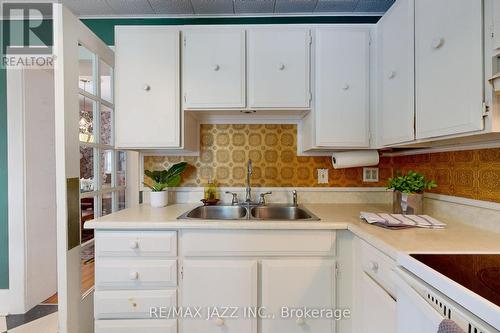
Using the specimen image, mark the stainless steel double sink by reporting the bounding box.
[177,204,320,221]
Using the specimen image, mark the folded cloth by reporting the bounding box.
[437,319,465,333]
[360,212,446,230]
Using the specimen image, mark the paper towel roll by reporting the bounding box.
[331,150,379,169]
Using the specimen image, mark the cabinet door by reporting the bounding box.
[261,259,335,333]
[115,26,180,148]
[494,1,500,51]
[183,29,246,108]
[358,272,397,333]
[182,259,257,333]
[377,0,415,146]
[415,0,484,139]
[315,28,370,147]
[248,28,311,108]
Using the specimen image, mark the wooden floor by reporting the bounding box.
[42,259,95,305]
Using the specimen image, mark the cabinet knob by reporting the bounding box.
[129,271,139,280]
[342,83,350,90]
[369,261,379,272]
[388,71,396,79]
[278,63,285,71]
[143,84,151,91]
[431,37,445,49]
[213,64,220,71]
[130,240,139,249]
[296,318,306,326]
[215,318,225,326]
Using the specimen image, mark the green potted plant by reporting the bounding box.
[144,162,188,207]
[387,171,437,214]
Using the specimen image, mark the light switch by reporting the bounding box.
[317,169,329,184]
[363,167,379,182]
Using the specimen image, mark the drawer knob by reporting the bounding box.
[215,318,225,326]
[143,84,151,91]
[129,271,139,280]
[213,64,220,71]
[296,318,306,326]
[130,240,139,249]
[432,37,444,49]
[278,63,285,71]
[342,83,350,90]
[388,71,396,79]
[369,261,379,272]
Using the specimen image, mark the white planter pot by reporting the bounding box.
[150,190,168,208]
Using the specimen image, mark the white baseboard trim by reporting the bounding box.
[424,193,500,211]
[0,290,10,315]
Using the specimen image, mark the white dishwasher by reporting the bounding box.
[394,254,500,333]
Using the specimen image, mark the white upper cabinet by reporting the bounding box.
[183,29,246,109]
[415,0,484,140]
[247,28,311,109]
[115,26,180,149]
[377,0,415,146]
[261,259,335,333]
[314,28,370,147]
[182,259,257,333]
[494,0,500,51]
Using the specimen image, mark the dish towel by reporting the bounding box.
[437,319,466,333]
[360,212,447,230]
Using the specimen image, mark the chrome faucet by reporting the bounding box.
[245,159,252,203]
[292,190,298,207]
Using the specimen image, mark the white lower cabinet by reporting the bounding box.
[182,259,258,333]
[261,259,336,333]
[95,319,177,333]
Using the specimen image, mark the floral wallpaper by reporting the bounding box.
[143,124,500,203]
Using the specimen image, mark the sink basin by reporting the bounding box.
[250,205,319,221]
[180,205,247,220]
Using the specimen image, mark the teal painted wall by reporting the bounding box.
[81,16,380,45]
[0,59,8,289]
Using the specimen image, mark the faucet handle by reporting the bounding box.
[258,191,273,205]
[225,191,239,205]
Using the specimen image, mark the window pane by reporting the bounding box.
[80,196,95,243]
[101,193,113,216]
[79,95,95,143]
[100,105,113,145]
[117,151,126,186]
[117,190,126,211]
[78,45,95,95]
[80,146,95,193]
[100,149,113,190]
[81,243,94,296]
[99,59,113,102]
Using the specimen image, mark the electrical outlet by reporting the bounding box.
[363,167,379,182]
[317,169,329,184]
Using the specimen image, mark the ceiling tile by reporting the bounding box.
[190,0,234,14]
[274,0,318,13]
[105,0,155,15]
[314,0,358,12]
[355,0,394,12]
[149,0,194,14]
[234,0,275,14]
[63,0,114,16]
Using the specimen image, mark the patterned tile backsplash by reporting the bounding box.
[143,124,500,203]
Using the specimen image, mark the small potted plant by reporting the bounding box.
[144,162,188,208]
[387,170,437,214]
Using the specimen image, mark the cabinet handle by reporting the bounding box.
[296,318,306,326]
[130,240,139,249]
[143,84,151,91]
[213,64,220,71]
[369,261,379,272]
[388,71,396,79]
[342,83,350,90]
[129,271,139,280]
[215,318,225,326]
[431,37,444,49]
[278,63,285,71]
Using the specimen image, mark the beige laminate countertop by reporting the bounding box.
[84,203,500,259]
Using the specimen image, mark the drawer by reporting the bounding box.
[96,231,177,257]
[96,259,177,290]
[359,240,396,297]
[182,230,336,256]
[95,319,176,333]
[95,290,176,319]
